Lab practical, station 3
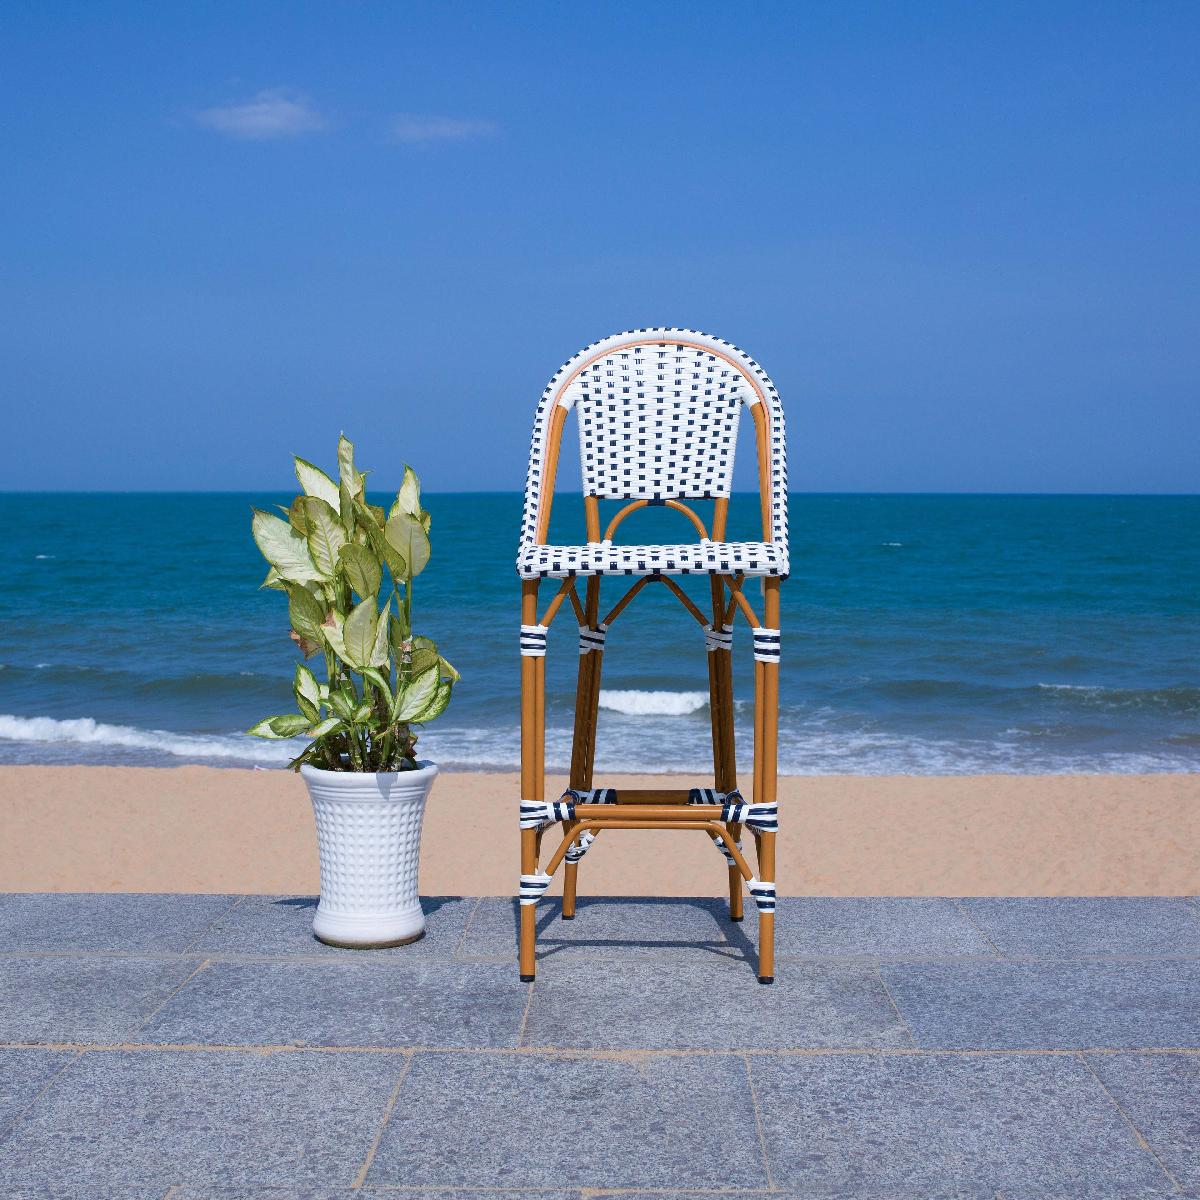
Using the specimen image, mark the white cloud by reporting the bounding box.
[388,114,497,144]
[195,89,328,140]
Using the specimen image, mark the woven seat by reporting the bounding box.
[515,328,787,985]
[517,538,788,580]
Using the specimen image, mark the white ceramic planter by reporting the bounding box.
[300,761,439,948]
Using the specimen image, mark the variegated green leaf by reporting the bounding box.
[408,647,438,676]
[370,596,391,667]
[293,663,321,722]
[384,510,430,579]
[342,595,378,670]
[321,614,351,666]
[260,567,286,591]
[329,688,357,720]
[252,510,322,584]
[397,466,421,517]
[306,717,342,739]
[285,583,325,646]
[294,457,341,510]
[361,666,392,697]
[339,541,381,600]
[414,679,452,724]
[287,496,309,535]
[269,713,311,737]
[247,717,286,739]
[302,497,346,579]
[248,713,309,739]
[394,664,439,721]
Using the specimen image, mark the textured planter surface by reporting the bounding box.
[301,761,438,948]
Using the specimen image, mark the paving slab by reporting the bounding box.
[173,1191,577,1199]
[191,895,476,960]
[0,893,239,954]
[0,1048,402,1191]
[367,1050,767,1190]
[523,956,912,1050]
[771,897,994,958]
[959,897,1200,958]
[457,896,735,960]
[1087,1053,1200,1191]
[0,1048,74,1133]
[881,960,1200,1049]
[0,956,203,1043]
[751,1052,1168,1197]
[140,959,527,1048]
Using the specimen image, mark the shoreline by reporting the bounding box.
[1,766,1197,896]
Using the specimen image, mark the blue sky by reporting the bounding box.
[2,2,1197,492]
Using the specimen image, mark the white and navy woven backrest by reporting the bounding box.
[520,328,787,548]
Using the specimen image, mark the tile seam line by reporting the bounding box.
[741,1051,776,1190]
[177,893,248,954]
[450,894,485,961]
[948,897,1005,958]
[874,963,919,1049]
[5,1041,1198,1056]
[0,1046,83,1146]
[352,1051,415,1188]
[123,956,213,1037]
[1076,1049,1183,1193]
[6,948,1200,963]
[517,971,536,1047]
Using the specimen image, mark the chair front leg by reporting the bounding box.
[755,577,781,984]
[519,580,543,981]
[519,826,539,981]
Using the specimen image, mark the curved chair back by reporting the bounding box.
[520,328,787,550]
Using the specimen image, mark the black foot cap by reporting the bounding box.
[561,913,575,920]
[730,915,744,922]
[519,974,535,982]
[758,975,775,985]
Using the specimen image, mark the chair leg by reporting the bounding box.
[707,576,741,921]
[565,576,603,920]
[726,820,744,922]
[519,826,538,981]
[519,580,542,981]
[756,578,781,984]
[561,823,581,920]
[756,830,776,984]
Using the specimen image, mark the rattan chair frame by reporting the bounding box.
[517,329,786,983]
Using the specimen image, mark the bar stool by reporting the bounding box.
[516,328,788,983]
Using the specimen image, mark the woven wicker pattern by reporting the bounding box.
[518,328,788,577]
[518,538,787,580]
[566,344,746,500]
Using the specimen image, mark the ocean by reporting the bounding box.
[1,492,1197,775]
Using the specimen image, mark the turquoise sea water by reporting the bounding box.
[1,492,1197,774]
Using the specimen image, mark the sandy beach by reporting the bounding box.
[1,766,1196,896]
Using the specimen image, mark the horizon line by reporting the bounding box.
[1,488,1197,498]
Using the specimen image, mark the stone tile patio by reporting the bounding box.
[0,893,1197,1198]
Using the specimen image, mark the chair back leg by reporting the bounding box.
[564,576,605,919]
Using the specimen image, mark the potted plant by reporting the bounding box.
[248,435,458,947]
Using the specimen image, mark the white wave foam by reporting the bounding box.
[35,554,55,560]
[0,714,298,765]
[598,690,709,717]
